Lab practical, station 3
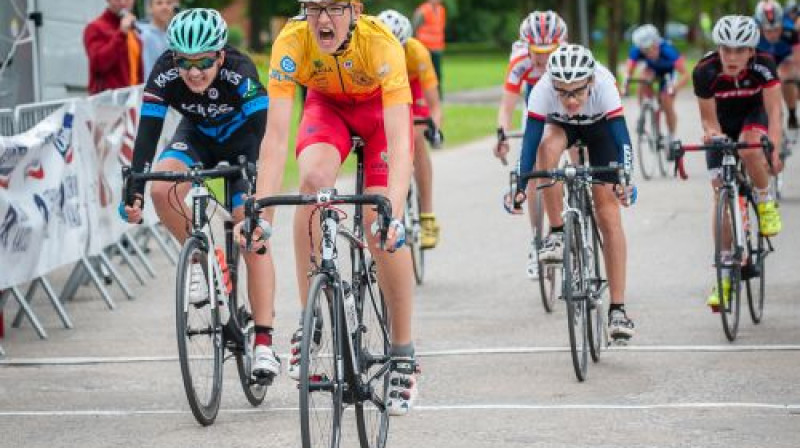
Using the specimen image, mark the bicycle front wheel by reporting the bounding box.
[355,258,391,448]
[405,181,425,285]
[653,109,669,177]
[535,188,559,313]
[744,197,766,324]
[636,105,657,181]
[563,214,589,381]
[175,237,223,426]
[300,273,343,448]
[715,190,742,341]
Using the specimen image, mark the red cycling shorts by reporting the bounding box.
[410,79,430,119]
[296,89,413,188]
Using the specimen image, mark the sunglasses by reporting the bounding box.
[554,82,591,99]
[174,54,219,71]
[304,4,349,17]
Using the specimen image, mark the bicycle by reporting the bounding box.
[512,155,623,381]
[122,158,269,426]
[670,137,775,341]
[628,77,672,180]
[503,129,567,314]
[244,139,394,448]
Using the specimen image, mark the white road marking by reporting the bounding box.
[2,345,800,366]
[0,402,798,418]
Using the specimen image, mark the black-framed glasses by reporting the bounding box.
[174,54,219,71]
[304,4,349,17]
[554,82,591,99]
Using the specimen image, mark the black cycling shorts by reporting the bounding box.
[709,107,769,170]
[547,119,621,184]
[157,118,258,208]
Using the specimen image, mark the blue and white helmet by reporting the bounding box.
[377,10,413,45]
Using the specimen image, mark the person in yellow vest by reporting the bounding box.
[379,9,444,250]
[413,0,446,97]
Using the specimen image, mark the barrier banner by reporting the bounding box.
[0,103,90,289]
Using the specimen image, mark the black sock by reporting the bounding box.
[790,108,797,119]
[550,225,564,233]
[609,304,626,316]
[255,325,273,346]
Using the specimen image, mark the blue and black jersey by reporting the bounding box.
[130,45,268,191]
[628,41,682,77]
[756,27,799,66]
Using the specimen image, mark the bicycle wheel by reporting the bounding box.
[355,258,391,448]
[231,250,268,406]
[653,109,669,177]
[585,212,606,363]
[715,190,742,341]
[175,237,223,426]
[405,181,425,285]
[636,104,657,180]
[744,197,766,324]
[562,213,589,381]
[300,273,343,448]
[535,188,559,313]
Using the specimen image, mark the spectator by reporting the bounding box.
[83,0,143,94]
[413,0,446,97]
[140,0,178,79]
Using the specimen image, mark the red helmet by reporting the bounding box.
[519,10,568,53]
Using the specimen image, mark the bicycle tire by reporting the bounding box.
[745,197,766,324]
[355,258,391,448]
[175,237,223,426]
[231,251,268,406]
[715,190,741,341]
[535,188,559,313]
[563,214,589,381]
[653,108,669,177]
[586,209,606,363]
[405,181,425,285]
[636,104,657,180]
[300,273,343,448]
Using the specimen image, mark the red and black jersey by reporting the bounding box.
[692,50,780,121]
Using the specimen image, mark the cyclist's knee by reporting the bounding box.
[150,181,176,210]
[298,170,337,193]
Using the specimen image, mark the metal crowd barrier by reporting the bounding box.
[1,86,177,357]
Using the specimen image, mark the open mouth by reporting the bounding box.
[318,27,336,45]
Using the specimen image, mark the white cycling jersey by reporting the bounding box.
[527,62,622,126]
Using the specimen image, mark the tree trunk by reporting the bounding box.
[652,0,668,34]
[607,0,622,76]
[248,0,264,52]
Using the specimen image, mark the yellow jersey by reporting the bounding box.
[268,16,411,106]
[404,37,438,91]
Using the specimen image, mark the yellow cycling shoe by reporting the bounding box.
[707,277,731,313]
[757,200,782,236]
[420,213,440,249]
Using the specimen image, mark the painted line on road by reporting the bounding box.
[2,344,800,367]
[0,402,798,418]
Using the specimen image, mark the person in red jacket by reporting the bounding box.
[83,0,143,94]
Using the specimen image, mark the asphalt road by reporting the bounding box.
[1,91,799,448]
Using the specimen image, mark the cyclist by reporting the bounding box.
[120,9,280,380]
[692,15,783,309]
[754,0,800,129]
[240,0,417,416]
[494,10,568,280]
[507,44,637,344]
[378,9,444,250]
[622,24,689,153]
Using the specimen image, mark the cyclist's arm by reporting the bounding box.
[517,114,545,191]
[130,106,167,196]
[422,86,442,128]
[763,83,783,150]
[606,109,634,175]
[497,90,521,133]
[385,104,413,220]
[254,97,293,224]
[673,56,690,91]
[697,97,723,138]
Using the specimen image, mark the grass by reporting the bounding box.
[442,52,508,93]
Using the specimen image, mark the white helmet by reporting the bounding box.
[755,1,784,29]
[547,44,596,83]
[519,10,568,53]
[377,9,412,45]
[632,24,661,49]
[713,15,761,48]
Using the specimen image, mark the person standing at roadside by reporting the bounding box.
[140,0,178,79]
[413,0,446,97]
[83,0,142,94]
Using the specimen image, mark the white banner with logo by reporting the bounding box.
[0,103,91,290]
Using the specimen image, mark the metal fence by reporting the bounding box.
[14,99,71,133]
[0,108,14,136]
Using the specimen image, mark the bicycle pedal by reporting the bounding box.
[252,373,275,387]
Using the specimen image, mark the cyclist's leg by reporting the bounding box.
[538,122,569,228]
[410,79,439,248]
[778,59,798,127]
[658,75,677,139]
[737,108,781,235]
[293,92,350,310]
[150,122,209,242]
